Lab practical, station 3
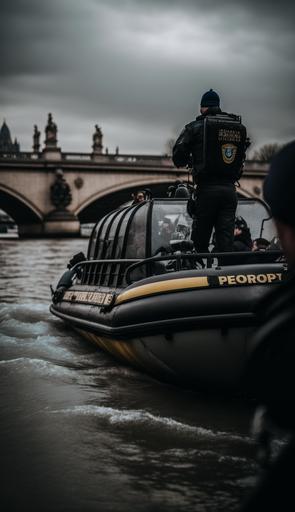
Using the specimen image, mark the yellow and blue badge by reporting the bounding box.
[221,143,237,164]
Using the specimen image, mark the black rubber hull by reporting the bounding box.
[50,263,284,392]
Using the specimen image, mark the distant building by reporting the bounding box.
[0,121,20,153]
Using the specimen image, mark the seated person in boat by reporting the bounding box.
[159,217,175,245]
[132,190,146,204]
[252,237,270,252]
[233,216,253,252]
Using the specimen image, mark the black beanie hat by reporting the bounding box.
[263,140,295,227]
[200,89,220,107]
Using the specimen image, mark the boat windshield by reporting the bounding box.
[151,197,277,255]
[151,199,193,255]
[88,196,278,263]
[236,199,276,241]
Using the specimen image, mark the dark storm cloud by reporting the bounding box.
[1,0,294,153]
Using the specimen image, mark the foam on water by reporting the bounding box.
[0,318,51,339]
[0,356,76,378]
[0,334,19,345]
[0,302,81,359]
[85,364,148,380]
[52,405,251,442]
[0,303,51,340]
[156,447,253,465]
[0,302,49,322]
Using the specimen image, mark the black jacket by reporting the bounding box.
[173,107,247,185]
[173,107,220,170]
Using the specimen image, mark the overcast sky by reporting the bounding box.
[1,0,294,156]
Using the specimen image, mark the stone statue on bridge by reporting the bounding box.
[92,124,103,154]
[45,113,58,148]
[50,169,72,210]
[32,125,40,153]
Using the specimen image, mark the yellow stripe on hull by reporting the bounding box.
[115,276,209,305]
[75,327,146,370]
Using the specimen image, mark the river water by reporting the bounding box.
[0,238,269,511]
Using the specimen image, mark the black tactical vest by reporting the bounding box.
[197,113,247,180]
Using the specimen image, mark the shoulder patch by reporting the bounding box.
[221,143,237,164]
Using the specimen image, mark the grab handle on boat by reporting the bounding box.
[125,250,285,285]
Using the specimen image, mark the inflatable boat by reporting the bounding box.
[50,196,285,393]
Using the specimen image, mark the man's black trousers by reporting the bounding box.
[192,183,237,253]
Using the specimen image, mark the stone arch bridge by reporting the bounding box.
[0,150,268,237]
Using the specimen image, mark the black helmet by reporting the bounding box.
[175,184,190,198]
[235,216,248,231]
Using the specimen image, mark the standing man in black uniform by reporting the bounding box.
[173,89,250,255]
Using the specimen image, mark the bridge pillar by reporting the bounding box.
[18,211,80,238]
[43,210,80,237]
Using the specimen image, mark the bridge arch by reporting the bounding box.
[76,180,256,223]
[0,185,43,225]
[76,178,179,222]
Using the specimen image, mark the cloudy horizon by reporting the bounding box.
[1,0,294,156]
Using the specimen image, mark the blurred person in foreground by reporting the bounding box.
[241,140,295,511]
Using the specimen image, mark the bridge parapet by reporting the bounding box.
[0,151,41,161]
[0,150,269,172]
[0,150,174,167]
[0,149,269,237]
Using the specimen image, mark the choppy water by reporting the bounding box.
[0,238,271,511]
